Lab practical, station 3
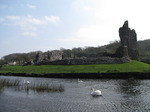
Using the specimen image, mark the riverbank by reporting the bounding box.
[0,72,150,79]
[0,60,149,79]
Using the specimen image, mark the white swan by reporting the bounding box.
[24,79,30,85]
[78,78,83,83]
[91,88,102,96]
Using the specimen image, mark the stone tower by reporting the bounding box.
[116,20,139,60]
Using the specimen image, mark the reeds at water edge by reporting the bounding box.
[0,78,65,93]
[30,83,64,92]
[0,79,20,87]
[0,79,20,92]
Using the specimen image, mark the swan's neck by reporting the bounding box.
[91,88,95,92]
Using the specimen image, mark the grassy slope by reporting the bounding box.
[0,61,150,74]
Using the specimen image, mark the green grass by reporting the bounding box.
[0,61,150,74]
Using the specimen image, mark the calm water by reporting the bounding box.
[0,76,150,112]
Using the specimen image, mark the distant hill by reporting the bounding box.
[2,39,150,64]
[99,39,150,59]
[138,39,150,59]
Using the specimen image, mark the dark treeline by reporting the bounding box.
[2,40,121,64]
[138,39,150,58]
[1,39,150,65]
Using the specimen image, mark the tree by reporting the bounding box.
[0,60,6,68]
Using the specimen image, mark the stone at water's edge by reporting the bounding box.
[116,20,139,60]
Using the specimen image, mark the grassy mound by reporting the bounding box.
[0,61,150,74]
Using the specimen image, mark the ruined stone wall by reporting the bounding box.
[49,51,63,61]
[35,57,131,65]
[36,50,63,63]
[117,20,139,60]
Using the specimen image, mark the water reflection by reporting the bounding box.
[0,76,150,112]
[0,85,4,93]
[0,78,65,94]
[24,86,29,95]
[118,78,141,96]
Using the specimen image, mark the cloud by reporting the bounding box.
[4,15,61,38]
[6,16,21,21]
[72,0,93,12]
[68,0,150,47]
[60,0,125,47]
[25,15,45,25]
[22,32,37,37]
[5,15,61,31]
[58,24,119,47]
[44,16,61,24]
[6,15,61,27]
[26,4,36,9]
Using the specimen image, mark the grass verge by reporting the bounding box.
[0,60,150,74]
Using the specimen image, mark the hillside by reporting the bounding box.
[1,39,150,64]
[138,39,150,59]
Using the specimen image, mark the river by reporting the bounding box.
[0,76,150,112]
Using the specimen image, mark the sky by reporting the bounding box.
[0,0,150,58]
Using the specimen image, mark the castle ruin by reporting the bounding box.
[116,20,139,60]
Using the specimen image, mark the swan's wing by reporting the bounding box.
[94,90,102,95]
[95,90,101,93]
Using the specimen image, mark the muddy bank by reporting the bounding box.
[0,72,150,79]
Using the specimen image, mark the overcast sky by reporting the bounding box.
[0,0,150,58]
